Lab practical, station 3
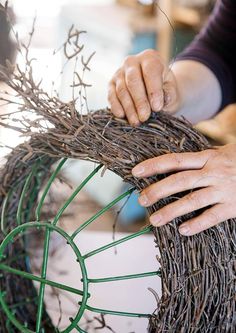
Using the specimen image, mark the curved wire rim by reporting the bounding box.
[0,158,160,332]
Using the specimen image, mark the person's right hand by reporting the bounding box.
[108,49,180,126]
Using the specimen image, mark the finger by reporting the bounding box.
[108,83,125,118]
[115,77,140,126]
[178,203,229,236]
[132,150,215,177]
[162,81,178,112]
[138,169,211,207]
[149,187,219,226]
[125,65,151,122]
[141,55,164,111]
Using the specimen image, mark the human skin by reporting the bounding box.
[107,49,236,236]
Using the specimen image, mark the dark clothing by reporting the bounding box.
[177,0,236,110]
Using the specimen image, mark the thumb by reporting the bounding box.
[162,81,180,113]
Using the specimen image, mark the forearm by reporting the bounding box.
[172,60,222,124]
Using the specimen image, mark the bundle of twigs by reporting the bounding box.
[0,8,235,332]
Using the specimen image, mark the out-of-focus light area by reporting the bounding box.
[13,0,115,17]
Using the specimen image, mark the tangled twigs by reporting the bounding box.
[1,108,236,332]
[0,11,236,333]
[63,25,85,60]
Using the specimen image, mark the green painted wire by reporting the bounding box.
[33,161,102,331]
[83,226,152,259]
[52,164,103,226]
[16,165,37,226]
[25,171,43,223]
[71,187,135,240]
[35,228,51,333]
[35,158,67,221]
[35,159,68,331]
[6,318,16,333]
[0,188,13,235]
[0,291,33,333]
[84,304,151,318]
[69,318,87,333]
[0,263,86,297]
[87,270,161,284]
[0,159,160,331]
[0,222,90,333]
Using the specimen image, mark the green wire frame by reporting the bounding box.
[0,158,160,333]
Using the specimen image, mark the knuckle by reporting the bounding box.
[205,211,219,227]
[145,189,156,203]
[116,82,127,99]
[200,168,210,179]
[126,105,135,115]
[124,55,136,67]
[135,97,149,110]
[149,159,158,174]
[171,153,183,166]
[126,67,139,87]
[201,149,218,161]
[201,165,222,180]
[159,207,172,222]
[143,182,158,202]
[112,69,123,82]
[140,49,160,59]
[177,172,188,184]
[197,218,207,231]
[142,59,163,76]
[187,192,202,210]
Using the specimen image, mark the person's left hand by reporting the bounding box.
[132,144,236,236]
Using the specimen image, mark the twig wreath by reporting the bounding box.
[0,3,235,332]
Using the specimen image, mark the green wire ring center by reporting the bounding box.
[0,159,157,333]
[0,221,89,333]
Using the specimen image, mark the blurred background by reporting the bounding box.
[0,1,216,332]
[1,0,216,110]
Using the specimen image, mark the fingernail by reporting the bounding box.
[150,214,162,226]
[151,95,163,111]
[179,225,191,236]
[138,194,149,206]
[139,110,148,122]
[132,165,144,177]
[131,119,140,127]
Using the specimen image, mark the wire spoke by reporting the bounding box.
[83,226,152,259]
[69,318,87,333]
[16,165,37,226]
[87,270,161,284]
[36,228,51,332]
[52,164,103,226]
[71,187,135,240]
[0,188,13,235]
[84,304,151,318]
[35,158,67,221]
[0,263,88,297]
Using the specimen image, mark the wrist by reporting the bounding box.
[170,60,222,124]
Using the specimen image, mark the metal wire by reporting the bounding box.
[0,159,160,332]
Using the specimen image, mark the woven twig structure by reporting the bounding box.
[0,16,235,333]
